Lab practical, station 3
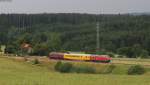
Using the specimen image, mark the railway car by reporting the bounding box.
[48,52,111,63]
[64,54,91,61]
[49,52,64,60]
[90,55,111,63]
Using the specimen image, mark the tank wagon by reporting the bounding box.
[49,52,111,63]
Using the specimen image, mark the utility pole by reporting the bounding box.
[96,22,100,54]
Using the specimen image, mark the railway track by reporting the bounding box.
[1,55,150,66]
[112,58,150,66]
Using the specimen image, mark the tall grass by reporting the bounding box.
[0,56,150,85]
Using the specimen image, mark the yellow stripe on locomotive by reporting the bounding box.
[64,54,91,61]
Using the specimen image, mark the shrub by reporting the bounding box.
[73,66,96,74]
[102,64,116,74]
[117,55,124,58]
[54,61,62,71]
[107,52,115,58]
[33,58,40,64]
[127,65,145,75]
[55,62,73,73]
[54,62,96,74]
[140,50,149,58]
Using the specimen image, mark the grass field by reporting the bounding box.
[0,56,150,85]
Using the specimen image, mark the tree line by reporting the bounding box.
[0,13,150,58]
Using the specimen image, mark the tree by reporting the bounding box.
[117,45,149,58]
[47,32,62,51]
[140,50,149,58]
[33,43,49,56]
[0,13,150,57]
[117,47,134,58]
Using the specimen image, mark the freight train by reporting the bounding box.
[48,52,111,63]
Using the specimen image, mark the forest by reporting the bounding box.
[0,13,150,58]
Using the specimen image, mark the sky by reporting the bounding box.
[0,0,150,14]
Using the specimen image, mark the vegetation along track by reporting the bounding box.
[3,55,150,66]
[112,58,150,66]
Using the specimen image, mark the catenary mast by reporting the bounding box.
[96,21,100,53]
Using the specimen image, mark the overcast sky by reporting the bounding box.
[0,0,150,14]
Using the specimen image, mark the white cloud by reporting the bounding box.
[0,0,150,14]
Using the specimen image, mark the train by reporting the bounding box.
[48,52,111,63]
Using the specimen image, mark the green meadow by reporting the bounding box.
[0,56,150,85]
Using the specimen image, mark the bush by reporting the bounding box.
[33,58,40,64]
[102,64,116,74]
[127,65,145,75]
[54,61,62,71]
[73,66,96,74]
[54,62,96,74]
[55,62,73,73]
[140,50,149,58]
[107,52,115,58]
[117,55,124,58]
